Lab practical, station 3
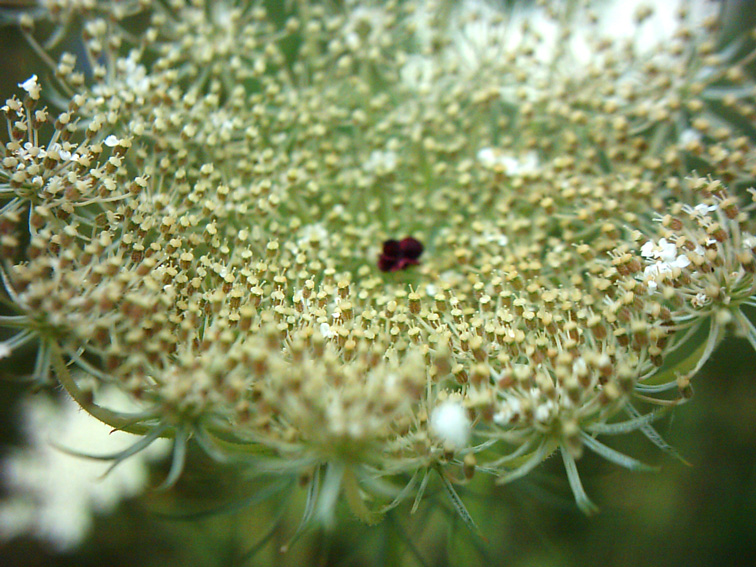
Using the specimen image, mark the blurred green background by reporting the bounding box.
[1,1,756,566]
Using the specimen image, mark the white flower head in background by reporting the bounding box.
[588,0,719,55]
[449,0,549,70]
[0,390,169,552]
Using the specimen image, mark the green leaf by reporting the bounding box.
[561,446,599,516]
[580,432,659,472]
[343,465,382,525]
[436,467,483,538]
[641,317,723,387]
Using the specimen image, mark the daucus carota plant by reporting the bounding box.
[1,0,756,540]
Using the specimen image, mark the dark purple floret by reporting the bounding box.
[398,237,423,260]
[378,236,424,272]
[382,239,402,258]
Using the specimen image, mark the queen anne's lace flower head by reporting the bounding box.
[1,0,755,542]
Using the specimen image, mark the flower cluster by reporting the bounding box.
[1,0,756,535]
[0,389,169,551]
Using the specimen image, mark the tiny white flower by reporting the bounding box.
[682,202,719,218]
[319,322,335,338]
[493,397,521,425]
[400,55,435,92]
[476,147,498,167]
[211,1,233,26]
[573,357,588,376]
[103,135,120,147]
[484,232,509,247]
[534,400,555,423]
[0,343,12,359]
[343,6,388,51]
[679,128,702,146]
[691,292,710,308]
[477,147,539,175]
[364,150,398,174]
[640,240,656,258]
[344,32,360,50]
[644,262,668,280]
[297,291,310,309]
[640,237,692,293]
[18,75,40,99]
[694,203,718,215]
[92,53,150,98]
[672,254,691,269]
[656,238,678,263]
[298,223,329,248]
[430,400,471,449]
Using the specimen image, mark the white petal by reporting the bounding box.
[673,254,691,269]
[640,241,655,258]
